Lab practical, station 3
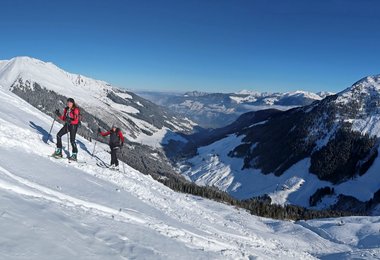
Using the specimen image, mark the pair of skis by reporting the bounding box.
[50,152,123,172]
[50,154,122,172]
[96,162,121,171]
[50,154,86,164]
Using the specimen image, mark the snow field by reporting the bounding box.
[0,62,379,259]
[0,87,320,259]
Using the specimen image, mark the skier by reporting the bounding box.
[52,98,80,161]
[98,125,125,170]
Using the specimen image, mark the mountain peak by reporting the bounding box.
[355,74,380,85]
[339,74,380,96]
[0,56,62,88]
[0,56,112,98]
[10,56,43,63]
[284,90,322,100]
[6,56,58,71]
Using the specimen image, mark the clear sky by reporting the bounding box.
[1,0,380,93]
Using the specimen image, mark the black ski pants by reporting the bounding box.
[110,145,120,166]
[57,124,78,153]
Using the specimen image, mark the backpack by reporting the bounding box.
[109,128,121,146]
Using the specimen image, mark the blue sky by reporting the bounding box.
[1,0,380,93]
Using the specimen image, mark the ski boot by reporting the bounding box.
[111,164,119,171]
[68,153,78,161]
[52,148,63,158]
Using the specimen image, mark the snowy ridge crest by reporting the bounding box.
[335,74,380,137]
[0,56,195,146]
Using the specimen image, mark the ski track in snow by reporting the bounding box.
[0,86,379,259]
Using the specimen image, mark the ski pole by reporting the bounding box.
[66,122,70,156]
[92,118,99,157]
[92,133,98,157]
[48,118,56,142]
[121,148,126,174]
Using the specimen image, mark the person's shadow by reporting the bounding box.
[77,139,91,155]
[29,121,108,165]
[29,121,53,144]
[77,139,108,166]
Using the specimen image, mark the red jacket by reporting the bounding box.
[59,107,80,125]
[100,129,125,146]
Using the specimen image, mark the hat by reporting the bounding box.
[67,98,75,103]
[112,124,117,128]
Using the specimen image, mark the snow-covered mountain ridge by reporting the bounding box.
[335,75,380,136]
[0,71,379,259]
[137,89,333,128]
[0,56,195,138]
[177,75,380,212]
[0,56,195,179]
[0,56,110,96]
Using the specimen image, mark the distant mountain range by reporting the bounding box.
[169,75,380,213]
[137,90,334,128]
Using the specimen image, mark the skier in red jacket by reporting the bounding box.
[98,125,125,170]
[52,98,80,160]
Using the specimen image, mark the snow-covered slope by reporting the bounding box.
[0,57,108,100]
[0,69,379,259]
[0,56,199,180]
[336,75,380,137]
[180,134,380,208]
[0,56,195,146]
[231,90,323,105]
[179,75,380,211]
[137,90,330,128]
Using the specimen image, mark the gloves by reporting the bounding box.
[67,117,73,124]
[97,128,101,134]
[55,109,60,116]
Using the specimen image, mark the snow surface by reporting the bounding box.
[134,127,187,148]
[317,91,335,98]
[0,56,193,147]
[335,75,380,137]
[116,92,133,99]
[234,90,324,101]
[180,134,380,209]
[181,75,380,211]
[0,57,109,102]
[1,72,380,259]
[232,90,322,105]
[283,90,323,101]
[229,95,257,104]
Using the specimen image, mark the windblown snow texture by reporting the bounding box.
[0,59,379,259]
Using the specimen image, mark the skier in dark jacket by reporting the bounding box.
[98,125,125,169]
[52,98,80,160]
